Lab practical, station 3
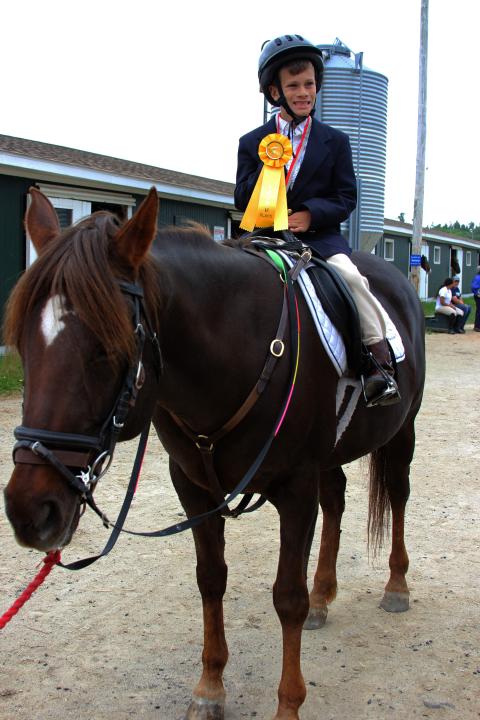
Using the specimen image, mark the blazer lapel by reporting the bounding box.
[259,116,277,141]
[287,120,330,201]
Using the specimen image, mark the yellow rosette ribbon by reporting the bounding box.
[240,133,293,232]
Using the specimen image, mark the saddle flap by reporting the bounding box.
[306,259,365,375]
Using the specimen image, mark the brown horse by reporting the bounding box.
[4,188,425,720]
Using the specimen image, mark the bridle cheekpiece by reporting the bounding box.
[12,280,162,524]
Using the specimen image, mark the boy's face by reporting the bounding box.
[269,63,317,120]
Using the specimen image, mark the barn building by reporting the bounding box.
[1,133,479,351]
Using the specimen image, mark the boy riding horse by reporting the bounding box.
[234,34,400,407]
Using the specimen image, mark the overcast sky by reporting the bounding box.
[2,0,479,226]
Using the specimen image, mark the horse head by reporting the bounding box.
[4,187,160,552]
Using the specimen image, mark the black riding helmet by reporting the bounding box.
[258,34,324,108]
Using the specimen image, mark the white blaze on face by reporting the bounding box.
[41,295,70,346]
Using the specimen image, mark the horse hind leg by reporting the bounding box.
[169,461,228,720]
[369,418,415,613]
[304,467,346,630]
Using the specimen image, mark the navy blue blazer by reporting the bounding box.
[235,116,357,257]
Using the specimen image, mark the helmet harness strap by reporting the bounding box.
[273,85,317,127]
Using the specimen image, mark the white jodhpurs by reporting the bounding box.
[435,305,463,318]
[326,253,386,345]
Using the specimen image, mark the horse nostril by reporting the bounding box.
[34,501,61,539]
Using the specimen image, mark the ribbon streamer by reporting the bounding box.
[240,133,293,232]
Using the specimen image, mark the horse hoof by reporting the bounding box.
[184,697,225,720]
[379,591,410,613]
[303,605,328,630]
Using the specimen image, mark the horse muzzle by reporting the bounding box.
[4,465,81,552]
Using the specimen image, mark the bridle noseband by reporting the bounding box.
[12,280,162,522]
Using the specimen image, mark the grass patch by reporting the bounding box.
[0,353,23,395]
[421,300,436,317]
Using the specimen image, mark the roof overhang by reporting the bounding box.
[0,151,235,208]
[383,221,480,249]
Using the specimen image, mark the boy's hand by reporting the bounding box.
[288,210,311,233]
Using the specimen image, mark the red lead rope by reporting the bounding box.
[0,550,61,630]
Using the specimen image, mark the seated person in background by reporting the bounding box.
[472,265,480,332]
[450,277,471,326]
[435,278,466,334]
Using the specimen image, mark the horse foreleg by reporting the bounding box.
[187,590,228,720]
[304,467,346,630]
[270,480,319,720]
[371,420,414,614]
[169,461,228,720]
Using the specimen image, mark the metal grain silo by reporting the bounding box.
[315,39,388,252]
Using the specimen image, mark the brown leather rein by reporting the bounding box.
[167,245,312,515]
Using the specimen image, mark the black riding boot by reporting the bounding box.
[447,314,457,334]
[362,340,401,407]
[453,313,465,333]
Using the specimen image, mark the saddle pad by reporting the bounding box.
[277,252,406,377]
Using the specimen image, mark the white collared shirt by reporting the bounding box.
[276,115,310,187]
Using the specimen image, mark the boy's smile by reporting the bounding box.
[269,63,317,120]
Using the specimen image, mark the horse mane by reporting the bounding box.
[4,211,162,368]
[155,222,214,253]
[222,235,252,250]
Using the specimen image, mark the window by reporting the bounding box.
[384,238,394,261]
[91,201,127,222]
[213,226,225,242]
[466,251,472,267]
[26,196,90,266]
[433,246,441,264]
[55,207,73,229]
[26,185,135,267]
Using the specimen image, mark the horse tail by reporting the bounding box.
[367,447,391,556]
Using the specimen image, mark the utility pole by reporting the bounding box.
[410,0,429,293]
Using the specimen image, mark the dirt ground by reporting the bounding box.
[0,332,479,720]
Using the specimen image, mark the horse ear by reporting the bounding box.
[115,187,159,269]
[25,187,61,253]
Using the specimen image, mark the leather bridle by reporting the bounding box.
[12,280,162,523]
